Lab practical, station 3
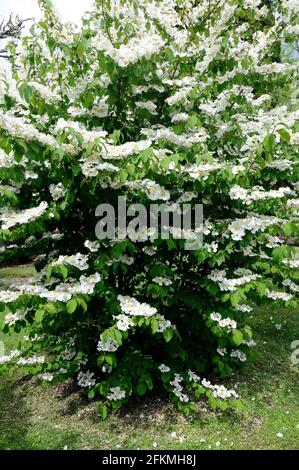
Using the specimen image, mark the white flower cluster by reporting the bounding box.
[52,253,89,271]
[97,335,119,352]
[80,159,119,177]
[155,314,174,333]
[217,347,227,356]
[187,370,201,382]
[17,355,45,365]
[100,139,152,160]
[201,378,239,399]
[159,364,170,373]
[107,255,134,266]
[107,386,126,401]
[135,100,158,115]
[282,279,299,293]
[171,113,189,123]
[0,149,15,168]
[229,185,295,204]
[0,349,20,365]
[0,273,101,304]
[118,295,157,317]
[92,33,164,67]
[228,215,279,241]
[0,291,21,303]
[266,160,294,171]
[113,314,133,332]
[142,126,207,147]
[0,202,48,230]
[208,269,261,292]
[77,370,96,388]
[230,350,247,362]
[84,240,99,252]
[54,118,107,145]
[0,112,60,149]
[265,290,293,302]
[282,259,299,269]
[49,183,66,201]
[210,312,237,330]
[152,277,172,286]
[185,162,224,180]
[235,304,253,313]
[5,310,27,326]
[127,179,170,201]
[28,81,60,102]
[39,373,54,382]
[170,374,189,403]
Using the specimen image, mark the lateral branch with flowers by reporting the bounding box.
[0,0,298,416]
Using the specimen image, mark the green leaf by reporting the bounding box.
[283,222,293,237]
[230,293,240,307]
[59,265,68,280]
[66,298,77,314]
[163,328,174,343]
[277,128,290,144]
[233,330,243,346]
[187,114,198,128]
[151,318,158,334]
[88,389,95,400]
[97,403,108,419]
[263,134,275,154]
[136,382,147,396]
[77,39,88,59]
[35,309,44,323]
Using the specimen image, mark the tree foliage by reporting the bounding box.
[0,0,298,414]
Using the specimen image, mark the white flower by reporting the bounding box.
[84,240,99,252]
[17,355,45,365]
[113,314,133,332]
[0,349,20,365]
[52,253,89,271]
[235,304,253,313]
[265,290,292,302]
[49,183,66,201]
[152,277,172,286]
[282,259,299,269]
[5,310,27,325]
[159,364,171,373]
[230,350,247,362]
[135,100,158,115]
[0,291,21,303]
[40,373,54,382]
[77,370,96,388]
[210,312,237,330]
[118,295,157,317]
[107,386,126,401]
[97,335,119,352]
[217,347,227,357]
[171,113,189,123]
[187,370,200,382]
[0,201,48,230]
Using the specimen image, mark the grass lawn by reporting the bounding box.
[0,265,298,450]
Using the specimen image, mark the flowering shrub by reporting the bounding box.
[0,0,298,416]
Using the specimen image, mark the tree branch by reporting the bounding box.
[0,14,31,41]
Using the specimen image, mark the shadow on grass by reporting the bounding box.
[0,375,33,449]
[0,375,81,450]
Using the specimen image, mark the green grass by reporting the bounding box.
[0,265,298,450]
[0,264,36,288]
